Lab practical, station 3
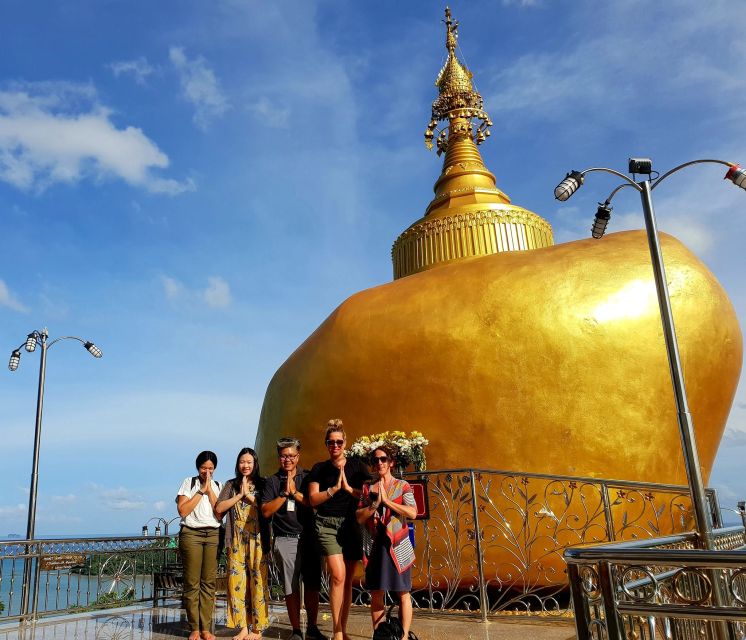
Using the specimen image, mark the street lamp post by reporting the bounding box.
[554,158,746,552]
[8,328,103,619]
[142,517,179,537]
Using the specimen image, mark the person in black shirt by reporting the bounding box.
[307,419,370,640]
[261,438,323,640]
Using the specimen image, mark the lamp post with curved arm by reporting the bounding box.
[142,516,180,537]
[554,158,745,552]
[7,327,103,618]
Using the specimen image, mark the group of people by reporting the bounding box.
[175,419,417,640]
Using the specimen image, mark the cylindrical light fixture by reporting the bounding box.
[154,524,162,537]
[554,170,584,201]
[142,525,149,536]
[84,342,103,358]
[25,333,37,353]
[8,350,21,371]
[725,165,746,190]
[591,203,613,239]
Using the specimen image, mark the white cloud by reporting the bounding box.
[161,275,185,300]
[109,57,155,84]
[92,484,146,511]
[248,96,289,129]
[0,81,194,194]
[502,0,540,5]
[169,47,229,130]
[0,504,25,517]
[153,500,166,511]
[485,4,746,128]
[203,276,232,308]
[0,278,29,312]
[160,274,232,309]
[51,494,77,504]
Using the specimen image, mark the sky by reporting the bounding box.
[0,0,744,536]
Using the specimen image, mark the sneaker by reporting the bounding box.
[304,626,325,640]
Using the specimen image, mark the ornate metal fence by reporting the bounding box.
[0,468,729,625]
[565,527,746,639]
[0,536,176,623]
[343,468,720,618]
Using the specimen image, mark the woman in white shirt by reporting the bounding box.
[176,451,222,640]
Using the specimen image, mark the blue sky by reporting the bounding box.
[1,0,744,535]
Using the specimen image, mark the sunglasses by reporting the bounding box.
[371,455,389,464]
[326,439,344,447]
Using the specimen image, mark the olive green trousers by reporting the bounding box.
[179,526,219,632]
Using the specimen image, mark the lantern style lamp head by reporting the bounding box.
[25,333,37,353]
[591,202,613,239]
[554,170,584,201]
[84,342,103,358]
[154,524,162,537]
[8,350,21,372]
[738,501,746,514]
[141,525,149,536]
[725,165,746,190]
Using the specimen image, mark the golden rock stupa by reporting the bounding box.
[256,6,742,552]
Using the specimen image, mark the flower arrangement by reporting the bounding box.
[347,430,429,471]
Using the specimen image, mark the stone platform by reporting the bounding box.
[0,603,576,640]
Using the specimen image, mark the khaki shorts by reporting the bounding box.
[273,535,322,596]
[315,515,362,561]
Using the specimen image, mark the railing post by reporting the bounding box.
[468,470,488,622]
[598,560,623,640]
[422,519,434,614]
[567,562,591,640]
[601,483,616,542]
[31,542,42,620]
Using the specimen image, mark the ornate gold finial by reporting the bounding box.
[444,7,457,54]
[425,7,492,155]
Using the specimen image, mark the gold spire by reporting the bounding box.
[425,7,491,153]
[392,7,554,280]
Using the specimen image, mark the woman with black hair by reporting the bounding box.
[215,448,270,640]
[176,450,223,640]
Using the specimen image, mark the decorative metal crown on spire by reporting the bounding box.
[425,7,493,155]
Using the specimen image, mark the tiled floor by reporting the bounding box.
[0,602,576,640]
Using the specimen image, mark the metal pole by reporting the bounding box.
[468,470,488,622]
[638,180,714,551]
[640,180,733,639]
[20,332,48,620]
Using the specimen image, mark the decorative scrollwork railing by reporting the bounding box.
[0,535,176,623]
[340,467,722,619]
[565,526,746,639]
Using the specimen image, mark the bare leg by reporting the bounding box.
[285,591,302,630]
[340,559,358,640]
[189,632,201,640]
[304,589,320,628]
[326,554,346,640]
[398,592,412,640]
[370,591,386,631]
[232,628,250,640]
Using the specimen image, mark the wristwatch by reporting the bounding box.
[279,490,288,498]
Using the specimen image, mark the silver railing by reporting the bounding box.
[345,468,721,618]
[565,527,746,639]
[0,535,177,623]
[1,468,731,625]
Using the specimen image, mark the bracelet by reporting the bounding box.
[326,487,334,498]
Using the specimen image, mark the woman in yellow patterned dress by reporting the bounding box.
[216,448,270,640]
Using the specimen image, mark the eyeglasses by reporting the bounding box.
[372,456,389,464]
[326,439,344,447]
[279,454,299,461]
